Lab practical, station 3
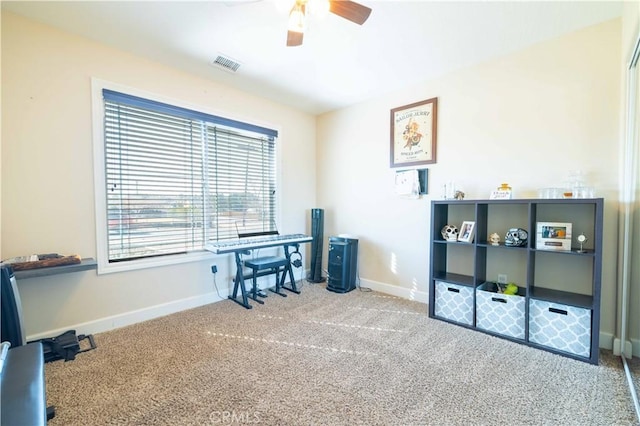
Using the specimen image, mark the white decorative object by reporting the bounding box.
[443,181,457,199]
[489,233,501,246]
[576,233,588,253]
[394,169,419,199]
[441,224,459,241]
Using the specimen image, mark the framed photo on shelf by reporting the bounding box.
[536,222,572,251]
[390,97,438,168]
[458,221,476,243]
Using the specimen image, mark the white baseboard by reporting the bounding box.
[27,291,228,341]
[26,271,306,341]
[601,333,615,353]
[613,337,635,357]
[358,278,429,304]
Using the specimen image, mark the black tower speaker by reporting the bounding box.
[307,208,326,283]
[327,236,358,293]
[1,265,26,347]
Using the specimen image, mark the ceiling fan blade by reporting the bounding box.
[329,0,371,25]
[287,31,304,47]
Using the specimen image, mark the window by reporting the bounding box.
[95,85,278,271]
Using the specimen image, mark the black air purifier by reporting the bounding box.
[327,236,358,293]
[307,208,326,283]
[1,264,26,347]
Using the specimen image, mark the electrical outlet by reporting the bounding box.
[497,274,507,284]
[211,265,218,274]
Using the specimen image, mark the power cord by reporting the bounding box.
[356,259,371,292]
[210,265,225,300]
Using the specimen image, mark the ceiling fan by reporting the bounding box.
[286,0,372,47]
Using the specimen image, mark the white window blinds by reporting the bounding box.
[103,89,277,263]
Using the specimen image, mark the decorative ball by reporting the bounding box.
[504,283,518,295]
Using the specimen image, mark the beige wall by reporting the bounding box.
[317,19,622,346]
[1,12,317,338]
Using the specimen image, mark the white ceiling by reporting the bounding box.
[2,1,623,115]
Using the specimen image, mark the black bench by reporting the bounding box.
[228,243,303,309]
[244,256,290,302]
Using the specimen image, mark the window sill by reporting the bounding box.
[96,251,218,275]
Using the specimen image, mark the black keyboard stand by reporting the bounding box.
[280,244,301,295]
[228,243,301,309]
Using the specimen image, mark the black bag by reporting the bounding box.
[33,330,96,362]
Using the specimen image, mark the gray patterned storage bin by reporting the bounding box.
[434,281,473,325]
[529,299,591,357]
[476,283,525,339]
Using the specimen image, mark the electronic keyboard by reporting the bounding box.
[205,233,312,254]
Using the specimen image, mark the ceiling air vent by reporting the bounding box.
[211,54,241,73]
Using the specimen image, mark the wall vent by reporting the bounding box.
[212,54,241,73]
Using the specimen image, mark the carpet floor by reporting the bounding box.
[45,283,637,425]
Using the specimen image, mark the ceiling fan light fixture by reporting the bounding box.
[307,0,329,17]
[285,0,371,47]
[287,4,306,33]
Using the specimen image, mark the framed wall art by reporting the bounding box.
[390,97,438,168]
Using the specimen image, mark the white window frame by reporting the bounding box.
[91,79,281,274]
